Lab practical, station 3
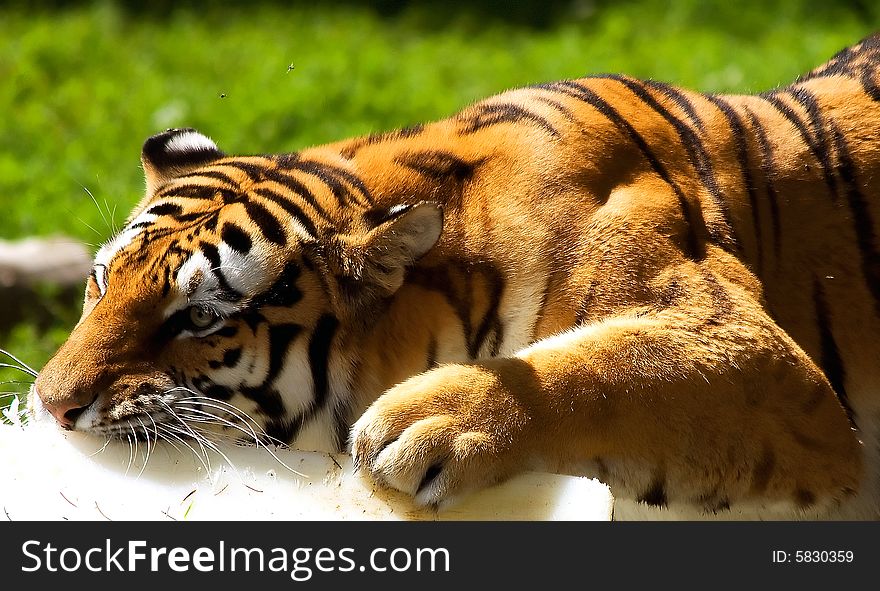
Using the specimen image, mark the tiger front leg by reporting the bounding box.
[351,277,863,513]
[351,359,547,507]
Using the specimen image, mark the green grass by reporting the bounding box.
[0,0,877,411]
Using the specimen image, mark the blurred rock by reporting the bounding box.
[0,237,92,288]
[0,237,91,331]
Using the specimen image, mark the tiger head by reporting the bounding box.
[31,128,444,451]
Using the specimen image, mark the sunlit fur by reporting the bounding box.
[32,35,880,519]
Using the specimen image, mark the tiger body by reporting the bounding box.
[32,36,880,519]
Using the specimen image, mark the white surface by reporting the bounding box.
[0,420,613,521]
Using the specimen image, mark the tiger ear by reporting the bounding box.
[141,128,224,194]
[329,202,443,309]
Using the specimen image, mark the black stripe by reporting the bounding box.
[406,260,506,360]
[608,75,739,252]
[288,160,357,207]
[208,347,241,370]
[250,261,303,309]
[706,95,764,275]
[812,280,855,425]
[760,92,839,202]
[260,168,331,221]
[860,68,880,102]
[238,387,286,418]
[338,124,426,159]
[268,324,304,385]
[743,108,783,268]
[220,160,269,183]
[132,215,207,248]
[425,336,439,371]
[155,184,229,201]
[532,95,577,123]
[264,419,297,445]
[830,122,880,319]
[200,242,244,302]
[535,80,706,260]
[237,322,304,420]
[760,92,816,154]
[203,384,232,401]
[470,267,505,359]
[214,325,238,338]
[797,42,859,81]
[203,212,219,232]
[253,186,320,238]
[783,87,840,201]
[308,314,340,410]
[316,161,374,205]
[222,347,242,367]
[395,150,483,182]
[243,200,286,246]
[458,102,560,138]
[220,222,252,254]
[644,79,704,130]
[146,202,184,217]
[176,169,240,187]
[282,159,373,206]
[332,403,352,452]
[638,474,668,507]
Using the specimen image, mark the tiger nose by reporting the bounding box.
[36,386,96,430]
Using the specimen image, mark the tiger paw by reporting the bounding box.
[350,361,538,507]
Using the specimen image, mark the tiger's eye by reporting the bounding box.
[189,306,216,329]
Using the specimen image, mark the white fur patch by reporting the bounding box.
[94,225,148,268]
[217,242,268,295]
[93,264,108,295]
[175,251,215,299]
[492,272,545,356]
[164,131,218,155]
[516,316,663,358]
[288,217,316,242]
[272,337,315,417]
[166,251,240,321]
[167,244,269,322]
[515,326,589,357]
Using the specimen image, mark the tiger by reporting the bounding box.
[28,34,880,520]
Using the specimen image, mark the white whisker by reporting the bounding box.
[89,437,113,457]
[156,424,212,475]
[0,349,38,375]
[82,184,113,233]
[173,399,305,477]
[163,422,240,481]
[135,417,153,479]
[124,434,135,477]
[175,395,287,446]
[0,363,37,378]
[0,380,35,387]
[157,400,214,473]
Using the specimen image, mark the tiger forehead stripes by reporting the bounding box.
[32,35,880,519]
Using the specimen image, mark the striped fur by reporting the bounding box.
[34,35,880,519]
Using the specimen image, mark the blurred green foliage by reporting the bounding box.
[0,0,877,411]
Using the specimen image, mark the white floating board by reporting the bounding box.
[0,421,612,521]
